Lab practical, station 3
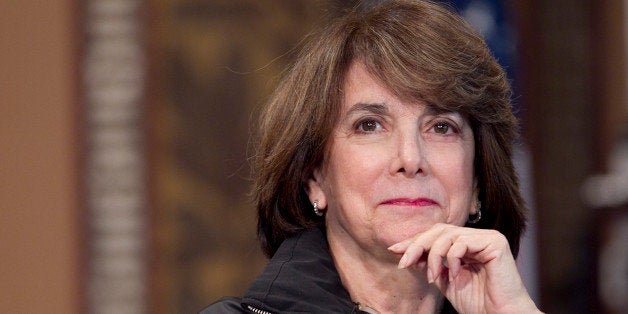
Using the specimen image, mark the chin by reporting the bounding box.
[376,219,436,246]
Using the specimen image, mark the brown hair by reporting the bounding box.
[253,0,526,258]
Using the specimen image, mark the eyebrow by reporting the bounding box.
[345,102,389,117]
[346,102,453,116]
[343,102,462,123]
[423,105,452,116]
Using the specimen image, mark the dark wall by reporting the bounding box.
[517,0,626,313]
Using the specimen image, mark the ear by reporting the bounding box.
[306,168,328,209]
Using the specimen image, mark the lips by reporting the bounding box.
[380,198,439,207]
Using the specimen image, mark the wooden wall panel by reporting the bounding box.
[147,1,348,312]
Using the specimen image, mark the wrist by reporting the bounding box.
[508,296,542,314]
[493,291,541,314]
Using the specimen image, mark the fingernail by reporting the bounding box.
[398,254,408,269]
[387,243,400,251]
[427,269,434,283]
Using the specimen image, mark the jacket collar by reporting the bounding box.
[241,227,359,313]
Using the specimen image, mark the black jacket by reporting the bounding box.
[200,228,367,313]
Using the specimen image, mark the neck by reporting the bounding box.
[327,227,443,314]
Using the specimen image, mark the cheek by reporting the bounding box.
[437,154,474,184]
[429,139,474,184]
[427,144,475,221]
[325,142,390,201]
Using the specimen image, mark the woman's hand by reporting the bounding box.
[388,223,541,313]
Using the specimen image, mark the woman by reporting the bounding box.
[203,0,540,313]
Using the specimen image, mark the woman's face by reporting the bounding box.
[308,61,477,259]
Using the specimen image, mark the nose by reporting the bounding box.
[391,130,427,177]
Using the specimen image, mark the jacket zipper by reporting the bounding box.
[245,302,377,314]
[246,304,273,314]
[354,302,380,314]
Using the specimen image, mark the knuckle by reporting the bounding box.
[456,234,470,244]
[492,230,507,241]
[487,230,509,247]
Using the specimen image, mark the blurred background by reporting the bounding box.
[1,0,626,313]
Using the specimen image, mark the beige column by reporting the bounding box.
[0,1,80,313]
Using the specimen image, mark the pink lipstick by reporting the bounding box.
[380,198,438,206]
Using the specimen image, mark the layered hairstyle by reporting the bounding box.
[252,0,526,258]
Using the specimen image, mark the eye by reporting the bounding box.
[430,120,459,135]
[433,122,450,134]
[356,119,382,132]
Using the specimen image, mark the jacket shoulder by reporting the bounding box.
[199,297,246,314]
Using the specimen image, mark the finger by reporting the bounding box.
[426,229,456,283]
[387,237,415,253]
[446,237,469,281]
[450,230,508,264]
[388,223,450,253]
[396,224,451,269]
[397,239,428,269]
[431,264,451,294]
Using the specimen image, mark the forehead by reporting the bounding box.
[342,61,394,105]
[341,60,439,114]
[339,61,471,128]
